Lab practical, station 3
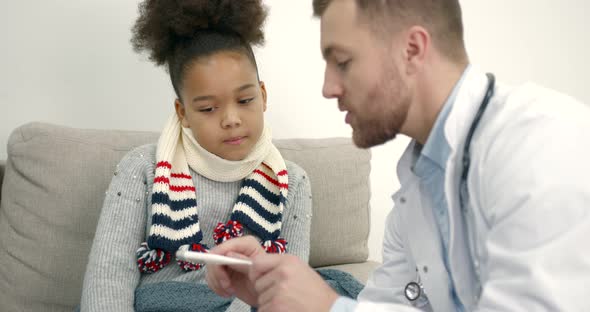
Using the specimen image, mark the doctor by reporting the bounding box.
[206,0,590,311]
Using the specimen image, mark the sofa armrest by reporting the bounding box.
[0,160,5,204]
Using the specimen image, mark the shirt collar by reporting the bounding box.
[414,65,470,176]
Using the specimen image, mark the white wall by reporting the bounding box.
[1,0,588,262]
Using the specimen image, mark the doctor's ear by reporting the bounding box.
[402,26,430,75]
[174,99,190,128]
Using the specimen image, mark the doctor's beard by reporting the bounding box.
[349,63,411,149]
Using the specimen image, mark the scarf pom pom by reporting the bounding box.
[213,220,244,245]
[136,242,172,274]
[261,238,287,254]
[177,243,210,271]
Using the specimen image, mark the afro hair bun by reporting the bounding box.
[131,0,268,66]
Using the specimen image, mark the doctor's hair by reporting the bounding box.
[313,0,467,64]
[131,0,268,100]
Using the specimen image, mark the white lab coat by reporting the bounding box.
[356,67,590,311]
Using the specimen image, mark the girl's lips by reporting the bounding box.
[224,136,246,145]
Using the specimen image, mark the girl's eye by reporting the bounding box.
[198,107,215,113]
[239,98,255,104]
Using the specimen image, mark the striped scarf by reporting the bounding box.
[137,115,288,273]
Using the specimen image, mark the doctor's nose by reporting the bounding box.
[322,67,343,99]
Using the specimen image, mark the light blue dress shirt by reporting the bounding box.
[330,66,470,312]
[412,66,468,311]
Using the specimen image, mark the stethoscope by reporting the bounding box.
[404,73,496,302]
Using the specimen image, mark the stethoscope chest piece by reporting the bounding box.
[404,281,422,301]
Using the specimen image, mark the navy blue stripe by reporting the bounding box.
[235,194,283,223]
[150,213,199,230]
[148,231,203,251]
[152,192,197,211]
[241,179,285,205]
[232,211,280,241]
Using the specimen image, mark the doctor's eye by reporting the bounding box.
[337,59,351,72]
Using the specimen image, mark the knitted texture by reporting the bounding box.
[78,143,312,312]
[133,271,363,312]
[137,115,289,273]
[134,281,235,312]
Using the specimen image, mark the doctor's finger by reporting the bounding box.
[206,264,233,297]
[256,278,281,308]
[210,235,263,257]
[249,253,286,281]
[253,268,280,301]
[222,252,253,275]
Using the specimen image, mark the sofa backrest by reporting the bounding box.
[0,122,371,312]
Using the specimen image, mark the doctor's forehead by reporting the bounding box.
[319,0,363,57]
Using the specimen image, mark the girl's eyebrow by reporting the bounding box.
[192,84,256,103]
[192,95,215,103]
[235,83,256,93]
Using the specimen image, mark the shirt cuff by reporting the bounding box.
[330,296,358,312]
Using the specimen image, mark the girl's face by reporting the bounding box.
[175,51,267,161]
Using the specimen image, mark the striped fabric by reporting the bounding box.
[149,162,202,251]
[232,163,288,241]
[137,115,288,274]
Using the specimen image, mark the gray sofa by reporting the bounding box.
[0,122,379,312]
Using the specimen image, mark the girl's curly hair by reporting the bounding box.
[131,0,268,98]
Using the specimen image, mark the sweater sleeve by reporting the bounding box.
[280,162,312,262]
[80,149,152,312]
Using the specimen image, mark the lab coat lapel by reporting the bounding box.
[443,67,490,309]
[396,142,455,312]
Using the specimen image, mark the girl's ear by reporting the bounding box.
[174,99,190,128]
[259,81,267,112]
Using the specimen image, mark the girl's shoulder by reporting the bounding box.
[284,160,309,192]
[115,143,157,172]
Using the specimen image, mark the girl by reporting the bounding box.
[79,0,312,311]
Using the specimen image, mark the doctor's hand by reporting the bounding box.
[206,235,264,306]
[249,253,340,312]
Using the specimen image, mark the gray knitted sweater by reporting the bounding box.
[79,143,312,311]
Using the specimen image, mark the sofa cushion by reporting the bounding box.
[275,139,372,267]
[0,122,371,311]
